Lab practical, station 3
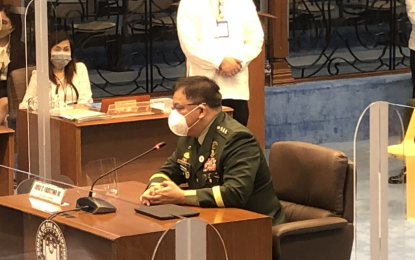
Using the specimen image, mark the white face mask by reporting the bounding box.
[168,105,201,136]
[50,51,72,70]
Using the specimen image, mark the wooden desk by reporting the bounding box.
[0,126,14,196]
[0,181,272,260]
[17,107,233,186]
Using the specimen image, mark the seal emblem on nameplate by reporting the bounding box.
[36,220,67,260]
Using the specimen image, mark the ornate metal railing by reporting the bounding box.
[287,0,410,78]
[47,0,184,97]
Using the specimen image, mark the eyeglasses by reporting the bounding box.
[171,103,200,110]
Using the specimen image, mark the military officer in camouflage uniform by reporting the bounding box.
[140,76,284,225]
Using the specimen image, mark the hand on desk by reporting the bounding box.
[140,181,185,206]
[140,183,161,206]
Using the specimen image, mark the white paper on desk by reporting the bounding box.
[58,108,109,122]
[90,102,102,110]
[150,102,165,111]
[151,97,172,113]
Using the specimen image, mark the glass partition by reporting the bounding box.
[0,0,179,192]
[353,101,415,259]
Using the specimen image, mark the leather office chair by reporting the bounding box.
[268,141,354,260]
[15,178,35,195]
[6,67,35,131]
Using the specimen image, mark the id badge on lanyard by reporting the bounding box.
[215,20,229,38]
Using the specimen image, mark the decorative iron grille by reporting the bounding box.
[287,0,410,78]
[47,0,184,97]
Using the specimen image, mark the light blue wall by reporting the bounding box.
[265,73,413,148]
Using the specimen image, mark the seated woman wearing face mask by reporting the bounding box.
[19,31,93,109]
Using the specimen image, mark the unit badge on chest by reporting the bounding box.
[178,151,191,179]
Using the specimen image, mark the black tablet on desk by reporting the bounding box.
[134,204,200,220]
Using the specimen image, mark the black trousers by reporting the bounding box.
[402,99,415,134]
[222,99,249,126]
[411,50,415,99]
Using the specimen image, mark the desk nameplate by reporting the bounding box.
[30,180,66,205]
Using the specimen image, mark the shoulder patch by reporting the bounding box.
[216,125,228,135]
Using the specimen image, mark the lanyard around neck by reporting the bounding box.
[55,77,79,104]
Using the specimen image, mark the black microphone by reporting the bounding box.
[76,141,167,214]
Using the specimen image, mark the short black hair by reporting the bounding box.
[173,76,222,108]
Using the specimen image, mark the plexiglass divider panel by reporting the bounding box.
[353,101,415,260]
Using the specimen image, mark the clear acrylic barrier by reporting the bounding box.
[84,157,118,196]
[9,1,178,193]
[0,166,244,260]
[20,100,174,197]
[152,218,229,260]
[353,101,415,260]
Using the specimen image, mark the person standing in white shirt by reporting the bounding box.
[19,31,93,109]
[177,0,264,126]
[408,0,415,99]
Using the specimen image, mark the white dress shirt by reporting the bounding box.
[19,62,93,109]
[408,0,415,51]
[177,0,264,100]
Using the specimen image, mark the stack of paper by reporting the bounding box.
[150,97,173,113]
[58,108,110,122]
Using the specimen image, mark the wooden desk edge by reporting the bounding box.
[0,181,271,242]
[0,126,15,134]
[18,106,234,127]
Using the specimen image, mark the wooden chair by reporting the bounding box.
[15,178,35,195]
[6,67,36,131]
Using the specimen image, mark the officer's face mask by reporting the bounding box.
[50,51,72,70]
[168,105,202,136]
